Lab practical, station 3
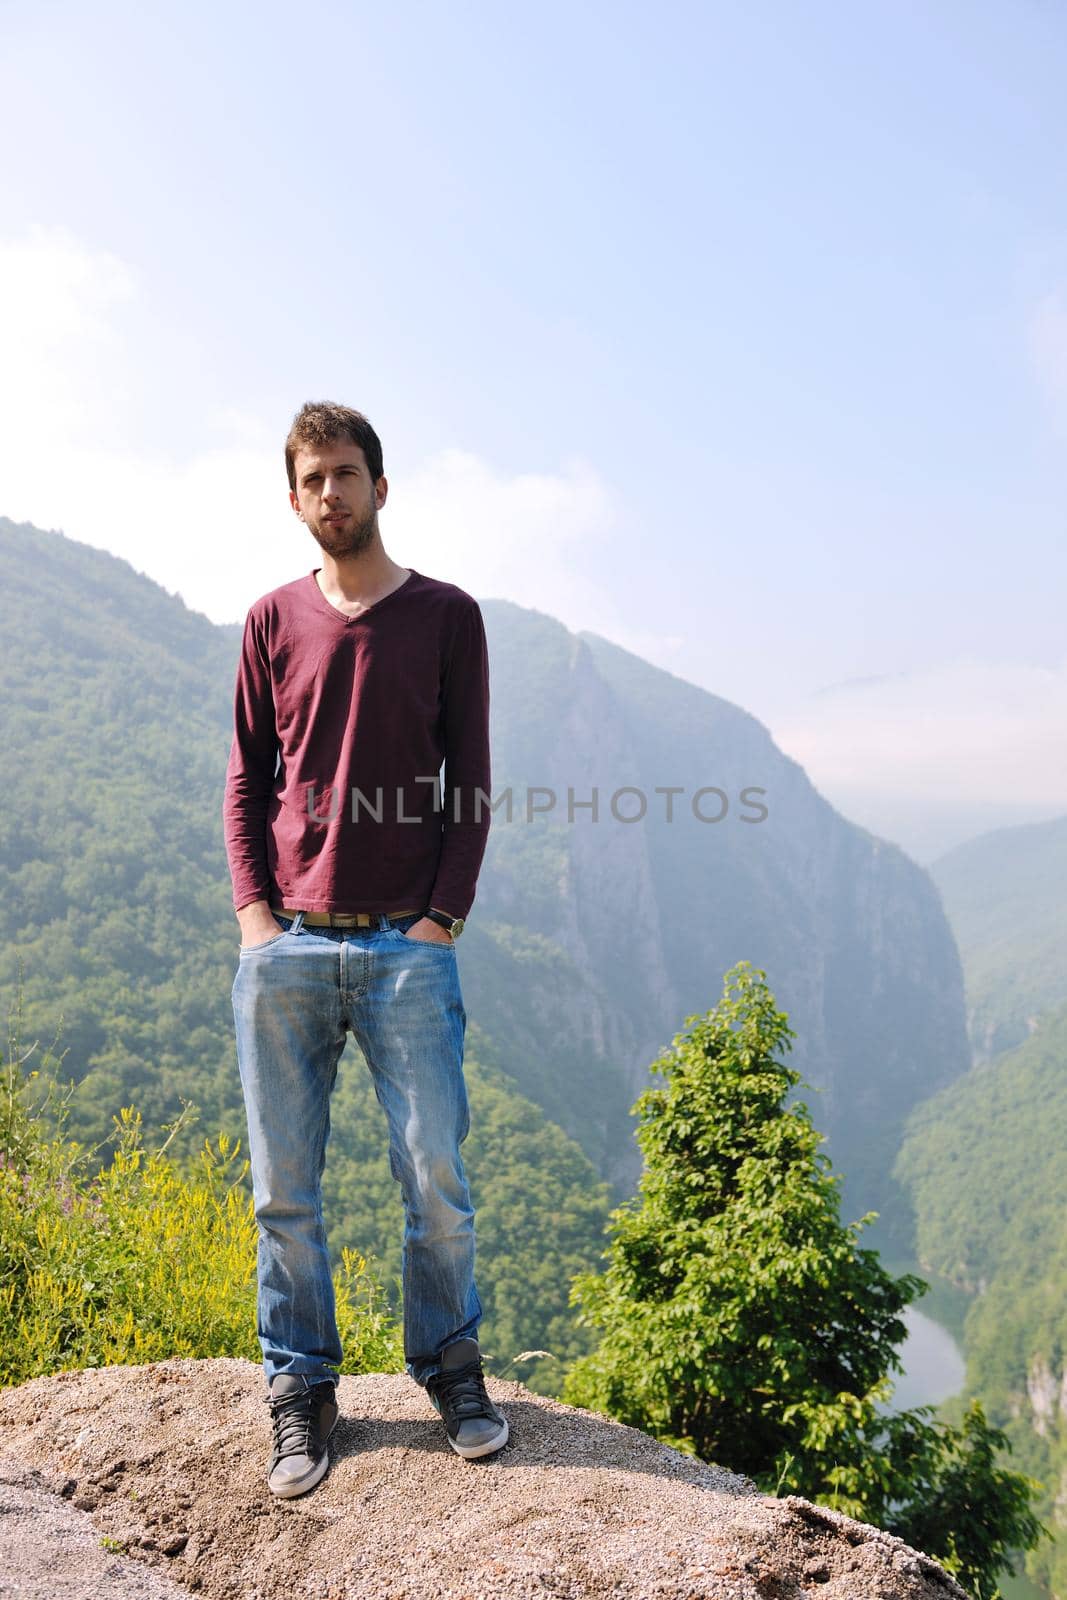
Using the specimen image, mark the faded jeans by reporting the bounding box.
[230,908,482,1390]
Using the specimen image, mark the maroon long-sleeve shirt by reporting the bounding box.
[222,567,491,920]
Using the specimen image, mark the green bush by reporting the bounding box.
[0,982,404,1387]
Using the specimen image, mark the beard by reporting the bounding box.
[307,499,378,560]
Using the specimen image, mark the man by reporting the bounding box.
[223,400,506,1498]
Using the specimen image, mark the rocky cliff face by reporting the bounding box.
[1025,1353,1067,1439]
[0,1359,967,1600]
[471,603,971,1233]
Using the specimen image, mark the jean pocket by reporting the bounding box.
[397,931,454,952]
[239,927,288,954]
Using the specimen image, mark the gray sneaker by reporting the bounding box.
[426,1338,509,1459]
[265,1375,339,1498]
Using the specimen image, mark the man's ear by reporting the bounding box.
[375,475,389,510]
[289,490,305,521]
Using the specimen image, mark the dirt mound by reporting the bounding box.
[0,1358,966,1599]
[0,1453,190,1599]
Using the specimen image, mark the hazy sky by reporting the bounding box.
[3,0,1065,859]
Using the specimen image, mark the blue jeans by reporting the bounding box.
[230,908,482,1389]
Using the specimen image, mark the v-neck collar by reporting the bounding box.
[308,567,417,625]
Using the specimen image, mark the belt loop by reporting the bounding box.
[291,910,306,935]
[377,912,390,931]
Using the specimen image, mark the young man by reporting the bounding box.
[223,401,506,1498]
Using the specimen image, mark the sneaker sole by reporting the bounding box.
[267,1412,338,1498]
[442,1413,510,1459]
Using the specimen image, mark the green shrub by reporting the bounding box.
[0,981,404,1387]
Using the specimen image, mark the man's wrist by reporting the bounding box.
[425,906,465,939]
[237,897,271,919]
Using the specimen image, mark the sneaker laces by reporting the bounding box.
[265,1386,324,1460]
[430,1357,496,1420]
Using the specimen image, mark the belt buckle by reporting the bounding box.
[332,913,364,927]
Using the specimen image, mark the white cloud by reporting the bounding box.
[0,227,302,619]
[0,223,135,348]
[770,657,1067,859]
[387,446,616,620]
[387,453,700,674]
[0,224,136,436]
[0,225,619,627]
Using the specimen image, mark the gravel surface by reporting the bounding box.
[0,1454,190,1599]
[0,1358,968,1600]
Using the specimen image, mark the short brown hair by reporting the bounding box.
[285,401,385,492]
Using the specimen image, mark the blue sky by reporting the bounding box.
[2,0,1065,858]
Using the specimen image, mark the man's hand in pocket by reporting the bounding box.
[402,916,453,946]
[238,899,284,949]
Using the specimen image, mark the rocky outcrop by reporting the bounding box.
[0,1359,966,1600]
[1027,1353,1067,1439]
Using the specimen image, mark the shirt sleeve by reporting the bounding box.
[429,597,492,921]
[222,607,279,911]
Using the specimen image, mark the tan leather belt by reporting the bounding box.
[271,906,424,928]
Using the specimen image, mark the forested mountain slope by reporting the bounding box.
[3,515,970,1324]
[894,1004,1067,1597]
[900,816,1067,1594]
[930,813,1067,1062]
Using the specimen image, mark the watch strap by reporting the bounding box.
[424,907,464,938]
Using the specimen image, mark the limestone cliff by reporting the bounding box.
[472,602,970,1235]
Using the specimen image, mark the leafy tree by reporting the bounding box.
[872,1401,1046,1600]
[562,962,1046,1598]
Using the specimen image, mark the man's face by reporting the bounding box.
[289,439,388,559]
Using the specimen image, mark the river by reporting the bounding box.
[884,1304,966,1411]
